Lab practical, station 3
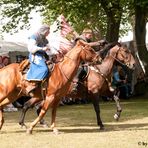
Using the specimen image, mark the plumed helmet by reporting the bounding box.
[38,24,50,36]
[82,28,93,34]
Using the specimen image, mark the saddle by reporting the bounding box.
[18,59,54,97]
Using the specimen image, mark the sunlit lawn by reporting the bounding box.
[0,95,148,148]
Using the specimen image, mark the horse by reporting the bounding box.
[48,42,135,131]
[17,44,135,133]
[18,42,135,132]
[0,40,100,133]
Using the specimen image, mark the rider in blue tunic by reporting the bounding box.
[26,24,50,94]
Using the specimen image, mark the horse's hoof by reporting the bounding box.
[100,126,105,130]
[26,128,32,134]
[53,129,59,135]
[20,124,28,129]
[114,114,119,121]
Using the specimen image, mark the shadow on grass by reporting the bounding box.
[34,122,148,134]
[104,122,148,131]
[1,121,148,134]
[6,122,148,134]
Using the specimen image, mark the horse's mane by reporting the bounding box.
[99,42,122,59]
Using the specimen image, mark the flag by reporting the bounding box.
[48,14,77,55]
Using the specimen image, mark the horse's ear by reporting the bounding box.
[77,40,88,46]
[116,42,121,47]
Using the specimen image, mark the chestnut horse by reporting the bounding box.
[0,40,100,133]
[47,42,135,131]
[18,42,135,132]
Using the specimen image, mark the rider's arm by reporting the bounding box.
[28,39,48,54]
[87,40,107,47]
[87,41,101,47]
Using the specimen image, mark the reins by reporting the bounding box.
[90,65,112,90]
[110,47,130,68]
[57,45,97,83]
[57,45,86,82]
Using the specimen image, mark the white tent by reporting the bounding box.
[0,40,28,63]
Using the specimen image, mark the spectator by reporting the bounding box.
[2,56,10,66]
[134,72,147,96]
[112,65,131,99]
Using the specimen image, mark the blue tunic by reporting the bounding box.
[26,34,49,81]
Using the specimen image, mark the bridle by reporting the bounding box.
[56,46,92,83]
[110,46,131,68]
[57,45,87,62]
[64,45,100,64]
[57,45,98,82]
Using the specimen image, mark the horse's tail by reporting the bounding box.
[19,59,30,72]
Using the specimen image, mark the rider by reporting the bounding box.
[75,28,107,49]
[72,28,107,93]
[25,24,51,95]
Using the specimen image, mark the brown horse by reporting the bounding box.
[47,43,135,131]
[18,42,135,132]
[66,43,136,129]
[0,40,100,133]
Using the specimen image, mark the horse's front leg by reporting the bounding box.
[91,94,104,130]
[19,97,41,128]
[50,104,59,134]
[26,95,55,134]
[35,101,48,128]
[19,103,30,129]
[113,91,122,121]
[0,98,12,130]
[0,107,4,130]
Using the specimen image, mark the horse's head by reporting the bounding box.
[112,43,136,69]
[77,40,102,64]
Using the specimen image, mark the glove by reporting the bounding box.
[43,46,50,51]
[99,39,108,46]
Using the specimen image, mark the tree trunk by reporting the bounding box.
[100,0,122,42]
[135,5,148,77]
[106,16,121,42]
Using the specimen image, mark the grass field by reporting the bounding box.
[0,95,148,148]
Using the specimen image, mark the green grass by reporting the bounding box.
[1,96,148,148]
[4,97,148,126]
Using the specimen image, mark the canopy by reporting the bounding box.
[0,40,28,63]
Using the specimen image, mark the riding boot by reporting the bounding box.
[25,81,39,96]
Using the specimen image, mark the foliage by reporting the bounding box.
[42,0,107,36]
[0,0,133,38]
[0,0,46,33]
[0,0,147,40]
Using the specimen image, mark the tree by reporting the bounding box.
[134,0,148,77]
[99,0,122,42]
[0,0,131,41]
